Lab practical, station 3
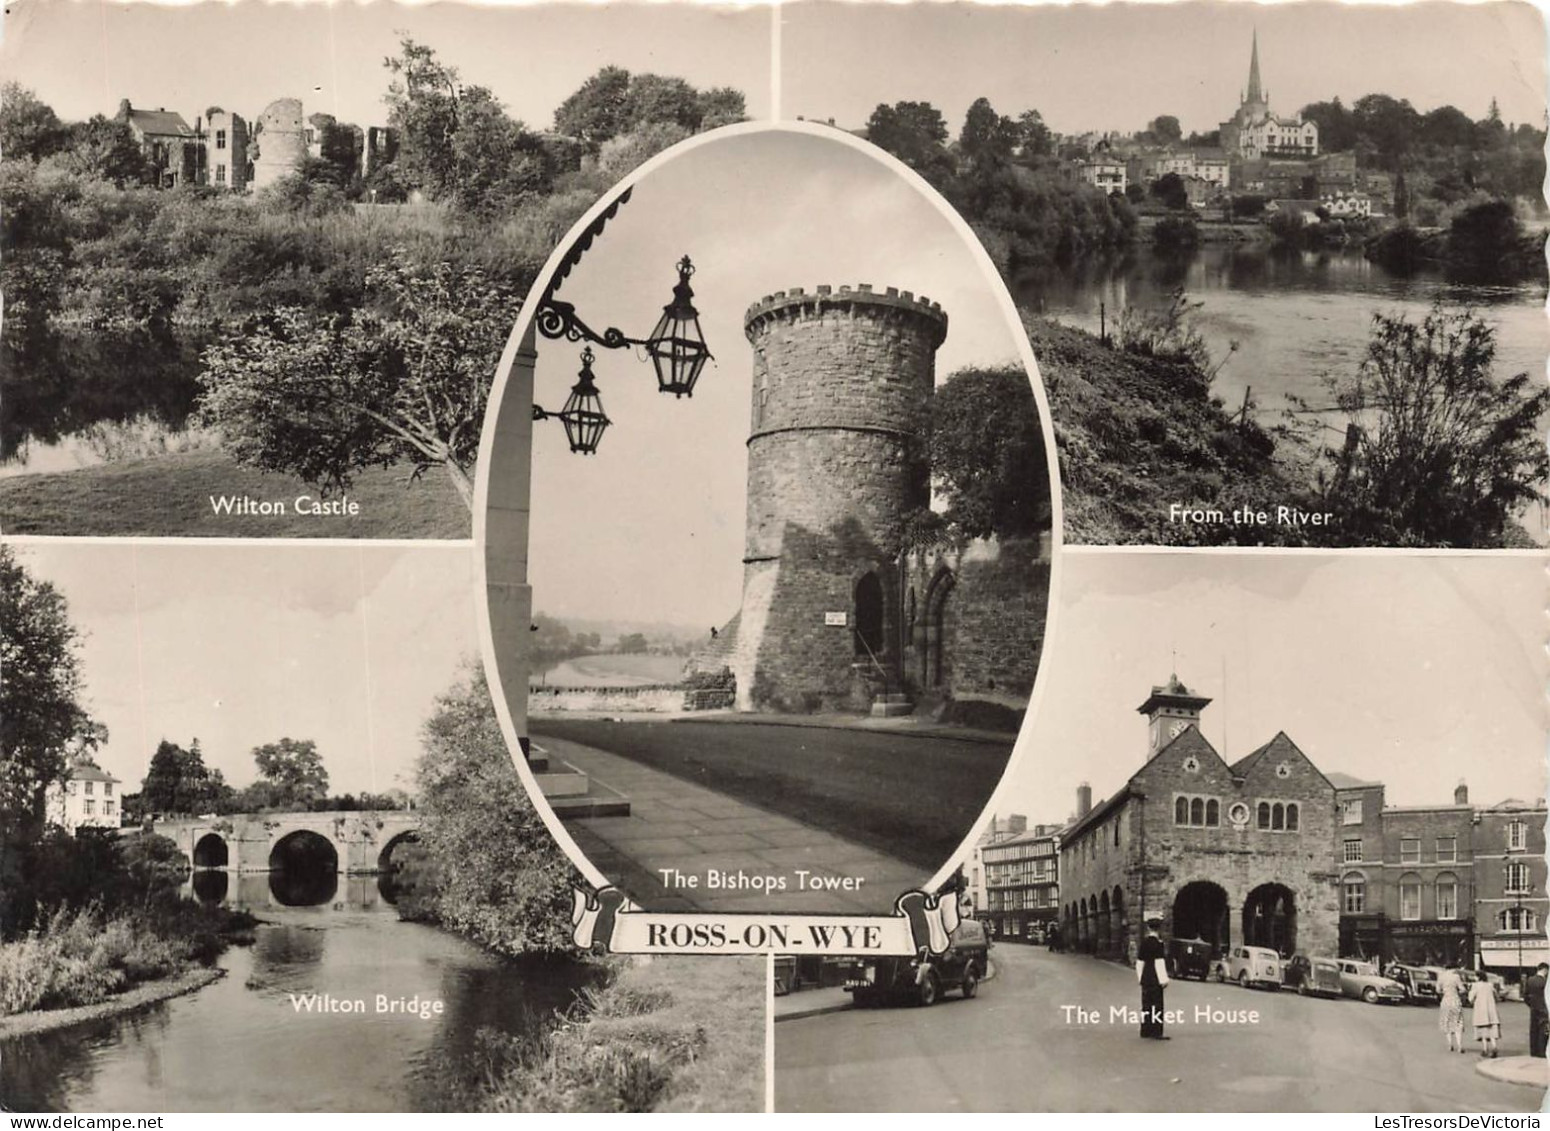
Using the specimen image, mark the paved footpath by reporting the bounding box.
[537,735,926,916]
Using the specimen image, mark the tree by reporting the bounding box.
[959,97,1018,168]
[0,83,69,162]
[1015,109,1053,160]
[623,74,703,134]
[616,633,649,654]
[1311,305,1549,546]
[1392,170,1410,220]
[449,87,550,215]
[1146,115,1182,146]
[139,738,222,816]
[1298,98,1356,152]
[197,248,523,507]
[553,65,632,145]
[252,737,329,810]
[410,666,574,954]
[382,37,463,199]
[1446,198,1522,278]
[58,115,148,186]
[1,546,102,916]
[1150,172,1188,210]
[866,101,953,184]
[928,367,1051,540]
[696,87,747,131]
[1350,94,1421,171]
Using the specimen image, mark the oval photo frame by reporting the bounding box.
[475,121,1065,931]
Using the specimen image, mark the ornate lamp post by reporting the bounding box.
[528,189,712,453]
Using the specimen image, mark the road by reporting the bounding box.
[775,945,1543,1112]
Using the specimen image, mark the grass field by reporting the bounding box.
[537,654,688,687]
[0,450,469,538]
[530,718,1011,871]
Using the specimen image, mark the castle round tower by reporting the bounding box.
[251,98,307,191]
[731,284,948,713]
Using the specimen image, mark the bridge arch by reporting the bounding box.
[377,829,421,873]
[192,832,229,868]
[269,829,340,907]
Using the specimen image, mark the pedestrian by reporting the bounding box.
[1469,974,1501,1058]
[1136,914,1170,1040]
[1526,963,1548,1059]
[1436,966,1466,1054]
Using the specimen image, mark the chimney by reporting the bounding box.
[1455,780,1469,806]
[1007,814,1027,836]
[1077,782,1093,818]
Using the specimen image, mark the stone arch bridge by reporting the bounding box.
[152,810,421,875]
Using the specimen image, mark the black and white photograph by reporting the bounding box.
[0,542,764,1112]
[480,124,1057,916]
[782,1,1550,548]
[775,551,1547,1112]
[0,0,770,538]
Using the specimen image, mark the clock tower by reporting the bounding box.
[1136,674,1213,761]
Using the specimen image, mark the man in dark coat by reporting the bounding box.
[1136,915,1170,1040]
[1526,962,1548,1058]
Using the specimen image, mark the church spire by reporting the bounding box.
[1246,29,1263,105]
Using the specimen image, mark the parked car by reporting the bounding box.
[840,919,990,1007]
[1336,959,1407,1004]
[1284,954,1343,998]
[1218,945,1283,989]
[1167,937,1215,981]
[1385,963,1440,1004]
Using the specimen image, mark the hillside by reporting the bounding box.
[1028,318,1323,546]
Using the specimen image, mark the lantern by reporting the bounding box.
[645,256,712,398]
[558,348,610,455]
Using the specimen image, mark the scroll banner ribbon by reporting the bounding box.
[570,885,962,956]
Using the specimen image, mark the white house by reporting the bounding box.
[46,759,122,833]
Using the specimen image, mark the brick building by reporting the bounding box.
[1474,798,1548,979]
[697,285,1050,718]
[983,822,1062,941]
[1334,777,1476,967]
[1059,675,1341,962]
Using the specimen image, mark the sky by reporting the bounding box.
[525,126,1028,629]
[12,542,481,797]
[997,551,1548,826]
[0,1,773,130]
[782,1,1549,135]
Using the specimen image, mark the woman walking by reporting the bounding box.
[1469,974,1502,1058]
[1437,967,1467,1053]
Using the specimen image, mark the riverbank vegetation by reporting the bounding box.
[1041,295,1545,547]
[453,955,764,1112]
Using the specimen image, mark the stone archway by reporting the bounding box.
[1173,880,1231,952]
[1243,883,1297,955]
[268,829,339,907]
[922,567,955,688]
[853,571,885,661]
[192,831,229,868]
[377,829,421,873]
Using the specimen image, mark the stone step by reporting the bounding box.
[871,693,914,718]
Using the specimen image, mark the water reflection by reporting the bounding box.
[2,870,607,1112]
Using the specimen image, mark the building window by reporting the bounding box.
[216,164,226,184]
[216,129,226,149]
[104,782,113,796]
[1342,799,1363,825]
[1286,803,1299,831]
[1508,821,1527,851]
[85,781,94,796]
[1174,795,1219,828]
[1343,872,1366,914]
[1506,862,1531,894]
[1113,820,1120,847]
[1257,802,1271,830]
[1343,839,1363,863]
[1399,875,1422,921]
[1400,838,1420,864]
[1500,907,1539,934]
[1436,874,1457,920]
[1436,837,1456,863]
[68,781,78,795]
[84,799,96,816]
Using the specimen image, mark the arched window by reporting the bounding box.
[1190,798,1204,826]
[1398,872,1422,921]
[1286,803,1299,832]
[1271,803,1285,831]
[1257,802,1271,830]
[1175,797,1189,825]
[1342,871,1366,914]
[1206,799,1220,827]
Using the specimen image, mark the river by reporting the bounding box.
[0,872,605,1112]
[1014,243,1547,426]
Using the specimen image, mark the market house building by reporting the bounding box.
[1058,675,1341,963]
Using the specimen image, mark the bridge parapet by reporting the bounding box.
[150,810,421,875]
